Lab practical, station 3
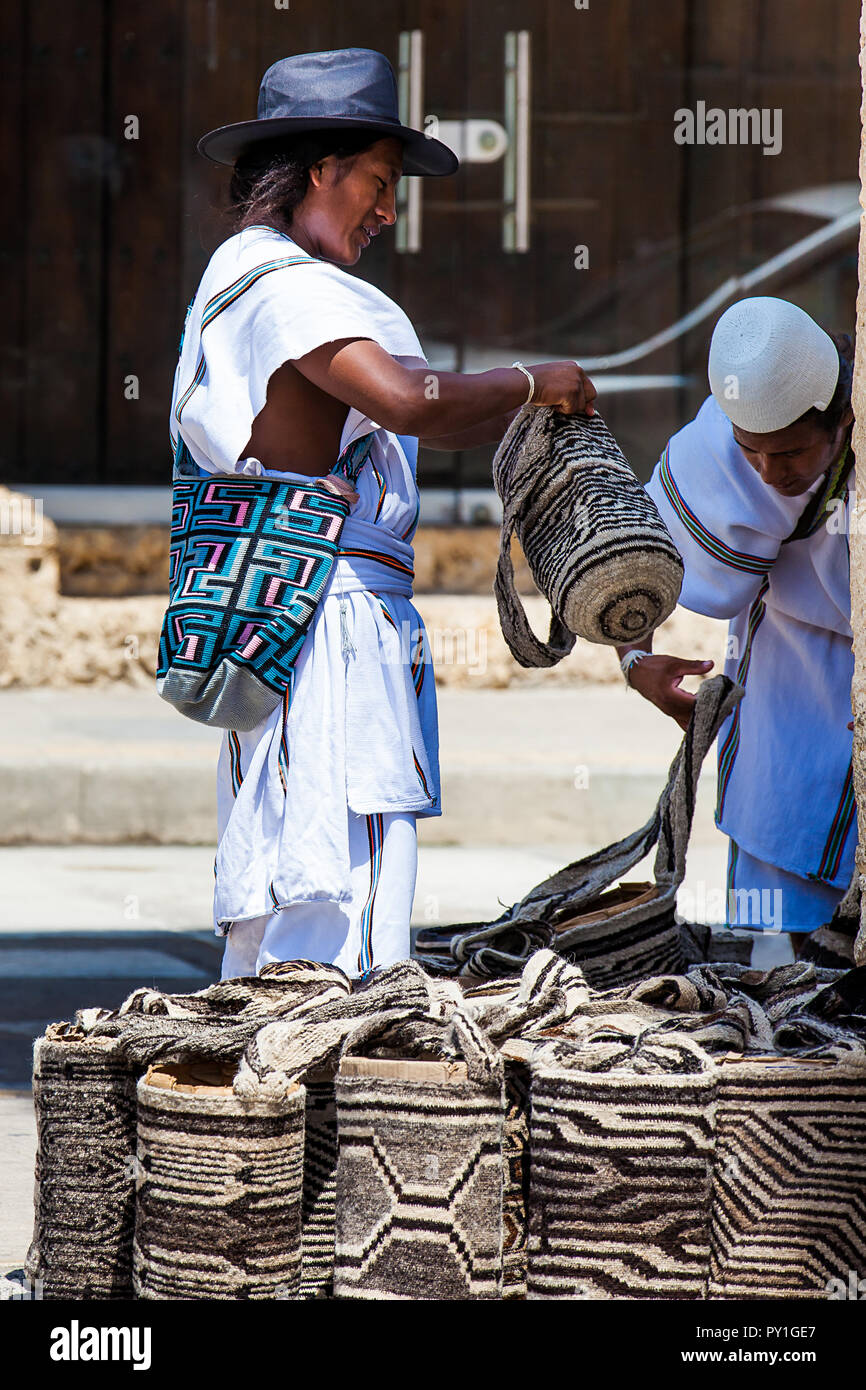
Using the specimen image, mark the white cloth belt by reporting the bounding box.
[330,514,415,597]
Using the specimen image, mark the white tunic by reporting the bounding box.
[646,394,855,889]
[167,225,441,935]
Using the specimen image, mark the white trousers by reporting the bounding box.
[220,809,417,981]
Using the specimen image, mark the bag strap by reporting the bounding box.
[506,675,744,923]
[491,406,577,667]
[493,502,577,668]
[172,434,208,480]
[781,436,853,547]
[331,431,376,486]
[171,429,377,487]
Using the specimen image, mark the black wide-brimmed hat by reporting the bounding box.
[197,47,459,177]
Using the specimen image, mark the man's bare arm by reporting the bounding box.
[420,407,523,451]
[291,338,596,436]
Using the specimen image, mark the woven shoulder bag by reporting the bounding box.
[156,433,374,730]
[493,405,684,665]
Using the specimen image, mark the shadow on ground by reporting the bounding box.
[0,931,222,1089]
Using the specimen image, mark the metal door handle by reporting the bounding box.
[396,29,531,253]
[397,30,424,253]
[503,30,531,252]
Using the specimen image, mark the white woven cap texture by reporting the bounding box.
[708,296,839,433]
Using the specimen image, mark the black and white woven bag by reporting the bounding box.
[415,676,743,985]
[493,405,684,664]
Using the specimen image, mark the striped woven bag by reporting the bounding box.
[26,1028,138,1300]
[493,405,683,665]
[157,433,374,730]
[134,1063,306,1300]
[708,1053,866,1299]
[527,1031,717,1299]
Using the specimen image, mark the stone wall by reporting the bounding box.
[54,523,540,598]
[1,485,727,691]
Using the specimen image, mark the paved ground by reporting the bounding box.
[0,685,720,847]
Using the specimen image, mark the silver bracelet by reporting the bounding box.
[620,648,651,687]
[511,361,536,405]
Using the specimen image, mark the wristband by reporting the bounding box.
[511,361,536,405]
[620,648,651,687]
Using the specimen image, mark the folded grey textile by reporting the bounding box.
[457,951,591,1042]
[415,676,742,985]
[537,959,866,1063]
[492,405,684,663]
[534,1020,714,1076]
[78,960,353,1066]
[234,961,450,1100]
[679,922,753,966]
[234,952,594,1099]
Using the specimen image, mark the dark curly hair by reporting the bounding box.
[228,128,385,237]
[794,332,854,436]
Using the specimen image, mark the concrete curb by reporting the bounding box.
[0,758,721,848]
[0,685,722,848]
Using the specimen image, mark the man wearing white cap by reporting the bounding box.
[617,296,855,943]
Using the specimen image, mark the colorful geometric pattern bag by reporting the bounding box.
[156,433,375,730]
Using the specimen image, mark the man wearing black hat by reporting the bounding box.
[170,48,596,980]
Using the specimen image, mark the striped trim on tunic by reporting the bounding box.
[228,730,244,798]
[410,632,426,697]
[200,257,309,330]
[371,590,427,698]
[370,460,387,521]
[812,760,856,883]
[413,751,432,799]
[658,445,774,577]
[338,546,414,580]
[175,256,309,426]
[357,813,385,976]
[726,839,739,917]
[277,685,291,795]
[400,495,420,542]
[372,594,399,633]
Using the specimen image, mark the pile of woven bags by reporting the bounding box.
[25,929,866,1301]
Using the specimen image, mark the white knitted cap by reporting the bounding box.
[708,296,839,433]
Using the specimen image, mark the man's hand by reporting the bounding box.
[627,654,714,731]
[527,361,597,416]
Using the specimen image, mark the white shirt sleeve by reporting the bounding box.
[646,396,816,619]
[172,229,427,475]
